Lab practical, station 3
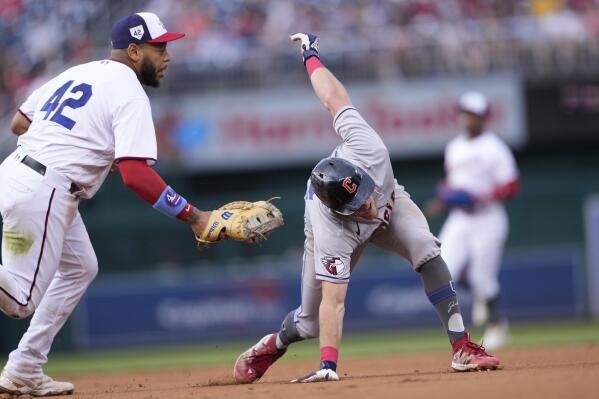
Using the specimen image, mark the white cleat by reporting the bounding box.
[0,370,74,397]
[483,321,510,351]
[291,368,340,383]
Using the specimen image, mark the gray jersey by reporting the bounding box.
[305,107,396,283]
[294,107,441,337]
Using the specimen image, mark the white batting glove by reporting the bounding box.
[290,368,339,383]
[289,33,320,62]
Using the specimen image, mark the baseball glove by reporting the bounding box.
[196,198,284,245]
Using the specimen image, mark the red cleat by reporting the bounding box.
[234,334,287,383]
[451,332,501,371]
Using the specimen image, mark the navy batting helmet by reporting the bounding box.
[310,157,375,215]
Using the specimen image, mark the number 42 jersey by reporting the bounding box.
[17,60,158,198]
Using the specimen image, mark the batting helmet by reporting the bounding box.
[310,157,375,215]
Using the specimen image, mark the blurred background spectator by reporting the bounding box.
[2,0,599,104]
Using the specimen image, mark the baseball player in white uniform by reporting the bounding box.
[426,92,519,350]
[233,33,501,384]
[0,13,217,396]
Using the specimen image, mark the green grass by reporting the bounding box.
[43,319,599,376]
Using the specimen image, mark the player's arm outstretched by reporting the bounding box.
[10,111,31,136]
[118,159,211,237]
[118,160,283,245]
[290,33,352,117]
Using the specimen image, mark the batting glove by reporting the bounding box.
[290,368,339,383]
[290,33,319,63]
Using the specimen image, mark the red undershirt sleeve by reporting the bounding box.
[118,159,194,221]
[492,179,520,201]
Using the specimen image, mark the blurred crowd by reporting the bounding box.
[153,0,599,73]
[2,0,599,115]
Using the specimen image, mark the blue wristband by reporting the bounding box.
[153,186,188,218]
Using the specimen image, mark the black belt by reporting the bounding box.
[21,155,82,195]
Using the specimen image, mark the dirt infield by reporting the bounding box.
[10,344,598,399]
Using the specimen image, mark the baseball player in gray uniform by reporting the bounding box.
[233,33,501,384]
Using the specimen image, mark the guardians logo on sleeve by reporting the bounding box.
[320,256,345,276]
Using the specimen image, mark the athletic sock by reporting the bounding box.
[486,295,504,325]
[275,333,288,351]
[419,255,466,344]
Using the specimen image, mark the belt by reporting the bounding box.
[21,155,82,195]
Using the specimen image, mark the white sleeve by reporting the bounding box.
[19,82,51,121]
[313,230,353,284]
[443,142,451,176]
[112,98,158,164]
[491,141,518,185]
[333,106,388,160]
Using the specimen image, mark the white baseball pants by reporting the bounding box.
[439,206,508,300]
[0,149,97,384]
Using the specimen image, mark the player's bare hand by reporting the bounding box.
[424,198,444,219]
[190,210,227,242]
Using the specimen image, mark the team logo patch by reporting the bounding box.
[342,177,357,194]
[130,25,144,40]
[165,189,181,207]
[320,256,345,276]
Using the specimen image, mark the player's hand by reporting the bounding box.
[424,198,444,219]
[290,368,339,383]
[290,33,319,62]
[190,210,227,242]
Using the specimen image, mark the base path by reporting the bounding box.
[10,344,597,399]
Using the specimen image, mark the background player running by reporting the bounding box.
[233,33,501,384]
[425,92,520,350]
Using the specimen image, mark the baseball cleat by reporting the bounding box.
[451,332,501,371]
[482,321,510,351]
[233,333,287,383]
[0,370,74,396]
[290,368,339,383]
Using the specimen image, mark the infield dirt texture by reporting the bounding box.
[2,321,597,399]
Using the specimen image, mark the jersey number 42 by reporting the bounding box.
[40,80,92,130]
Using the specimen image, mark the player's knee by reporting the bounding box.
[4,304,35,320]
[412,236,442,270]
[279,310,306,345]
[81,254,98,282]
[298,317,320,339]
[472,277,500,299]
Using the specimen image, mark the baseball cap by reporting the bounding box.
[111,12,185,49]
[458,91,489,116]
[310,157,376,216]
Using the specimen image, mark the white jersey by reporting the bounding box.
[17,60,157,198]
[306,107,397,282]
[440,131,517,303]
[444,131,518,202]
